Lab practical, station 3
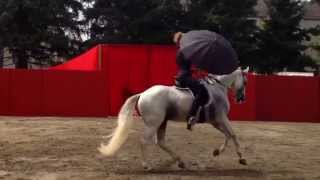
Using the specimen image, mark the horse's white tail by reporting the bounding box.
[98,94,140,156]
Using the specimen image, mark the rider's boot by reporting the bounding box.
[186,95,201,131]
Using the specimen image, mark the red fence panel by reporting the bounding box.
[255,75,271,121]
[0,69,11,115]
[127,46,150,94]
[10,70,43,116]
[148,46,178,86]
[43,70,108,117]
[49,45,101,71]
[318,77,320,121]
[229,73,257,121]
[256,75,319,122]
[288,76,319,122]
[103,45,150,115]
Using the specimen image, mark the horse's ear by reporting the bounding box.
[243,66,249,73]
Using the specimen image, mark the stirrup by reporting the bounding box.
[187,117,196,131]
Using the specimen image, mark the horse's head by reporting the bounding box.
[206,67,249,103]
[231,67,249,103]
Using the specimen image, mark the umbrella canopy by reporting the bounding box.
[179,30,239,75]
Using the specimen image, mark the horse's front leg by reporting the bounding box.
[231,134,247,165]
[213,136,229,156]
[211,122,230,156]
[213,114,247,165]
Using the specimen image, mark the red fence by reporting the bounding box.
[255,75,319,122]
[0,44,319,122]
[229,74,257,121]
[42,71,108,116]
[50,45,102,71]
[0,69,10,115]
[102,45,178,115]
[0,69,108,117]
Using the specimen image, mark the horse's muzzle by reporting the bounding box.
[236,96,245,104]
[236,90,246,104]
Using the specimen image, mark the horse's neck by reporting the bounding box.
[216,73,236,89]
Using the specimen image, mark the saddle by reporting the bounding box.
[175,79,218,124]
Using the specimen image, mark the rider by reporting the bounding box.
[173,32,208,130]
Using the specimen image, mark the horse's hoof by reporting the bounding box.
[143,166,153,171]
[177,161,186,169]
[142,162,153,171]
[213,149,220,156]
[239,158,247,165]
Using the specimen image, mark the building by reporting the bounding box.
[254,0,320,65]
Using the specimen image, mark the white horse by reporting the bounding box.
[99,67,249,170]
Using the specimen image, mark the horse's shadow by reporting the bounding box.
[116,168,264,178]
[113,158,264,178]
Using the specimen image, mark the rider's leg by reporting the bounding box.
[186,95,201,130]
[186,80,208,130]
[175,53,209,130]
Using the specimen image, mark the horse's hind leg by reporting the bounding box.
[157,120,185,169]
[140,113,167,170]
[140,124,158,170]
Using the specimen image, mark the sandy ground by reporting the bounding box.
[0,116,319,180]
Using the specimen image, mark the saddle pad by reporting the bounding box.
[174,86,190,91]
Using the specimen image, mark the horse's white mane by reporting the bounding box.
[208,67,249,89]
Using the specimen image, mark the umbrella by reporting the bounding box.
[179,30,239,75]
